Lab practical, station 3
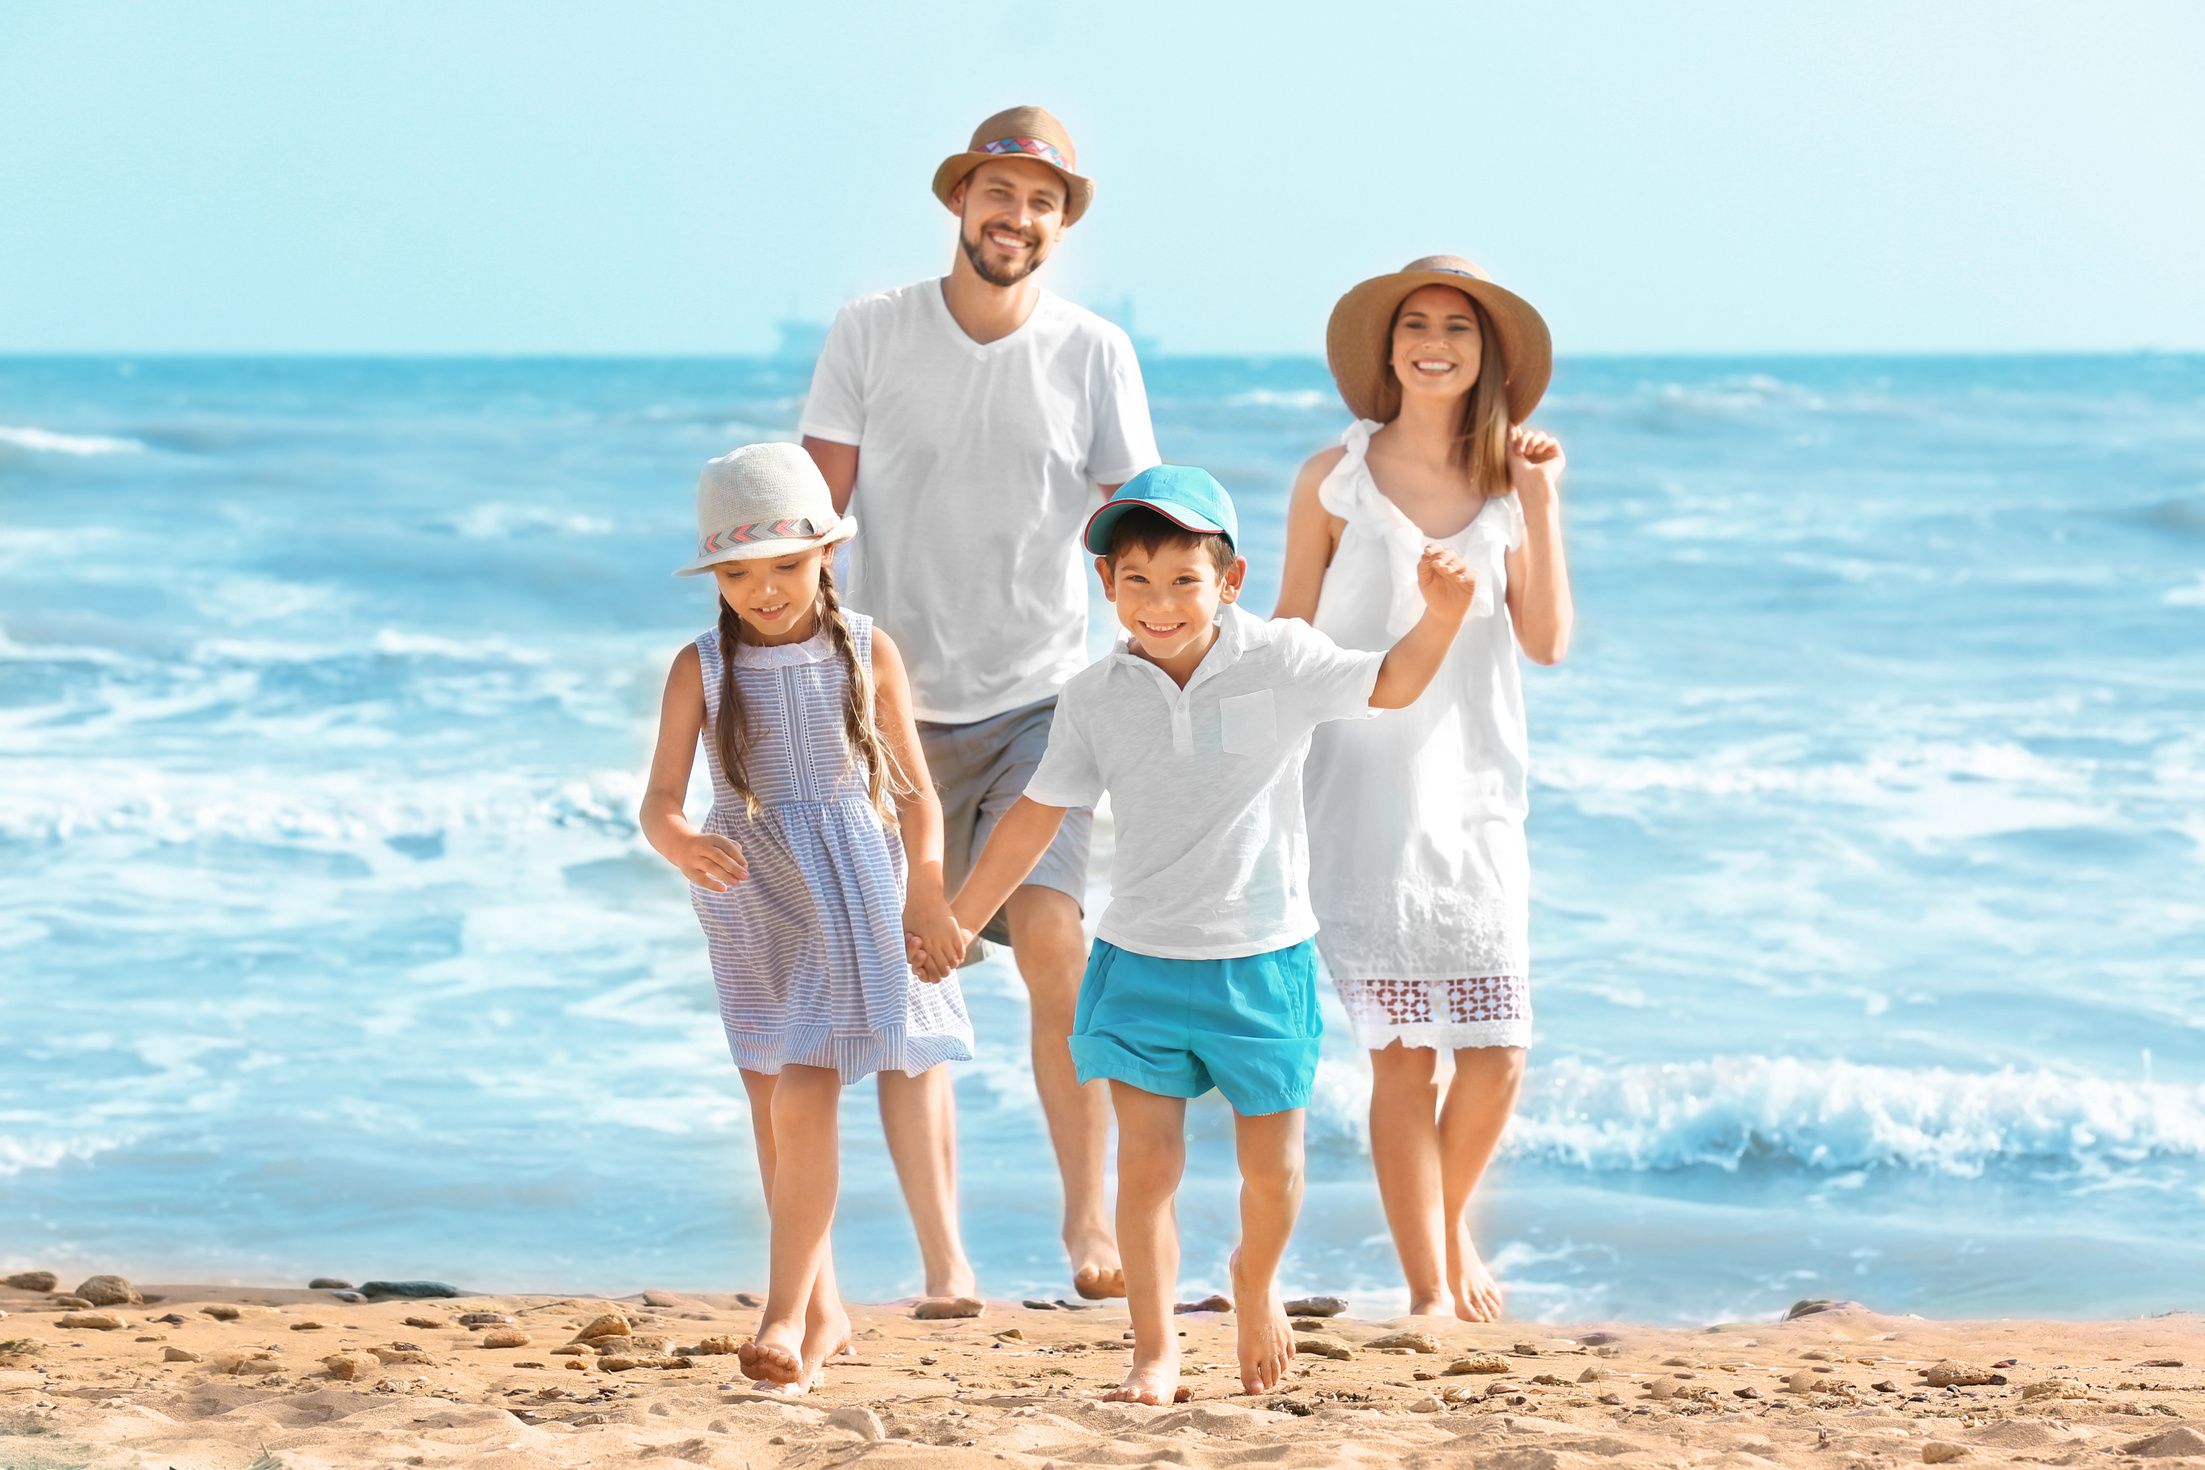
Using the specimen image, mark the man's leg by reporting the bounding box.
[1103,1080,1185,1404]
[875,1066,977,1301]
[1004,882,1122,1298]
[1229,1106,1305,1394]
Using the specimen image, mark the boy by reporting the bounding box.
[942,464,1475,1402]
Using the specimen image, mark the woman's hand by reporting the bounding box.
[668,831,747,892]
[903,897,968,983]
[1507,426,1565,510]
[1415,544,1477,622]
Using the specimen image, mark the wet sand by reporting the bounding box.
[3,1283,2201,1468]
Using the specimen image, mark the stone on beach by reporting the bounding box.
[571,1313,633,1341]
[321,1352,378,1380]
[1923,1358,1997,1386]
[162,1346,201,1362]
[1365,1331,1442,1353]
[287,1319,334,1331]
[3,1272,57,1293]
[73,1276,141,1307]
[1175,1294,1234,1313]
[685,1335,743,1355]
[2022,1377,2092,1401]
[402,1314,448,1329]
[457,1311,514,1326]
[369,1347,433,1365]
[308,1278,353,1289]
[1445,1353,1512,1374]
[826,1405,885,1441]
[1921,1440,1966,1463]
[57,1313,126,1330]
[480,1328,531,1348]
[359,1280,460,1300]
[1283,1296,1346,1317]
[912,1296,985,1320]
[1294,1334,1353,1360]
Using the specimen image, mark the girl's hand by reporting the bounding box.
[1416,544,1477,623]
[1507,426,1565,509]
[669,832,747,892]
[903,900,968,982]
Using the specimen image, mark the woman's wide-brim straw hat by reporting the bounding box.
[674,442,857,577]
[931,105,1095,225]
[1325,255,1552,425]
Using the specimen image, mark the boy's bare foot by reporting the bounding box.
[1103,1348,1182,1405]
[1229,1247,1294,1394]
[1068,1224,1126,1299]
[1451,1232,1506,1322]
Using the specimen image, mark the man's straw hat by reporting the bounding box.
[674,443,857,577]
[931,105,1095,225]
[1325,256,1552,425]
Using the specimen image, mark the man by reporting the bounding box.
[800,104,1158,1302]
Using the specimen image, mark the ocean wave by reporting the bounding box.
[1537,739,2080,801]
[450,503,617,538]
[0,1132,138,1177]
[1501,1055,2205,1177]
[0,424,146,455]
[1223,389,1333,411]
[2166,574,2205,607]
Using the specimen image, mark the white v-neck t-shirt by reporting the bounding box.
[800,281,1160,724]
[1023,605,1385,960]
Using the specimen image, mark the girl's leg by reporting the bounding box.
[1229,1106,1305,1394]
[1440,1046,1526,1322]
[739,1063,845,1392]
[1367,1041,1450,1315]
[1104,1081,1186,1405]
[875,1065,979,1299]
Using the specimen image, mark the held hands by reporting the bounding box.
[901,898,970,983]
[1415,544,1478,623]
[668,831,747,891]
[1507,426,1565,507]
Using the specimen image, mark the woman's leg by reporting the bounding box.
[738,1063,845,1391]
[1440,1046,1525,1322]
[1104,1081,1187,1404]
[1367,1040,1450,1316]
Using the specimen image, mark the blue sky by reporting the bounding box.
[3,0,2200,355]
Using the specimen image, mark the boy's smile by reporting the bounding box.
[1098,540,1248,688]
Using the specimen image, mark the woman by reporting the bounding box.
[1274,255,1572,1321]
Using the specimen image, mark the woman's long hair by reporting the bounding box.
[1385,294,1513,499]
[711,560,904,829]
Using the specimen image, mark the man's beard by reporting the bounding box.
[960,221,1045,287]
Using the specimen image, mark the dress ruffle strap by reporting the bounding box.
[1317,420,1524,638]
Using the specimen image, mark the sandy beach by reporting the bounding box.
[4,1279,2200,1469]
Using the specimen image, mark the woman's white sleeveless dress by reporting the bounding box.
[1304,420,1534,1052]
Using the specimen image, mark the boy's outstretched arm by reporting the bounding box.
[948,796,1069,941]
[1368,545,1477,709]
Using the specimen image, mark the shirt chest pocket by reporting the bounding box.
[1217,689,1278,756]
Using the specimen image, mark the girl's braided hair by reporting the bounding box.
[711,560,907,829]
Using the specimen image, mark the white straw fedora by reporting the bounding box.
[674,442,857,577]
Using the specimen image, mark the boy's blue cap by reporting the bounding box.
[1082,464,1239,556]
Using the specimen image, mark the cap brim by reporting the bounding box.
[1081,497,1229,555]
[674,516,857,577]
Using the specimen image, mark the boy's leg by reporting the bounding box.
[1440,1046,1525,1322]
[1006,883,1121,1298]
[1367,1041,1450,1315]
[1230,1106,1305,1395]
[741,1063,845,1393]
[875,1066,978,1300]
[1104,1080,1187,1404]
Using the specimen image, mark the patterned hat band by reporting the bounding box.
[696,517,822,556]
[980,136,1070,169]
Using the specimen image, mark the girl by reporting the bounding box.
[640,442,972,1395]
[1274,257,1573,1322]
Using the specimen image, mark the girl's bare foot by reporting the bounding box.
[1451,1230,1506,1322]
[1103,1347,1182,1405]
[737,1330,803,1386]
[1229,1248,1295,1395]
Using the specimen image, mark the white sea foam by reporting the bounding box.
[0,1132,137,1177]
[2166,574,2205,607]
[1224,389,1332,411]
[451,503,616,538]
[0,424,146,455]
[1497,1055,2205,1177]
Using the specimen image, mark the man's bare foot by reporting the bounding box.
[1451,1230,1506,1322]
[925,1261,979,1300]
[1068,1225,1126,1300]
[1103,1348,1182,1405]
[737,1329,802,1386]
[1229,1248,1294,1394]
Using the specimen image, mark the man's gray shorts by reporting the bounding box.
[919,695,1092,951]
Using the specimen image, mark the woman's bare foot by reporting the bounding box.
[737,1329,803,1386]
[1229,1248,1294,1395]
[1451,1229,1506,1322]
[1406,1291,1451,1317]
[1103,1345,1182,1405]
[1068,1224,1126,1300]
[925,1260,979,1301]
[798,1301,852,1389]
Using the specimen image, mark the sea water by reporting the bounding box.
[3,353,2201,1324]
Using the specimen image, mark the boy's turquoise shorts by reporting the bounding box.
[1067,938,1321,1117]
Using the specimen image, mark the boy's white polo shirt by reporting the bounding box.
[1024,604,1385,960]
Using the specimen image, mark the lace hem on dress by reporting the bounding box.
[1334,973,1532,1052]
